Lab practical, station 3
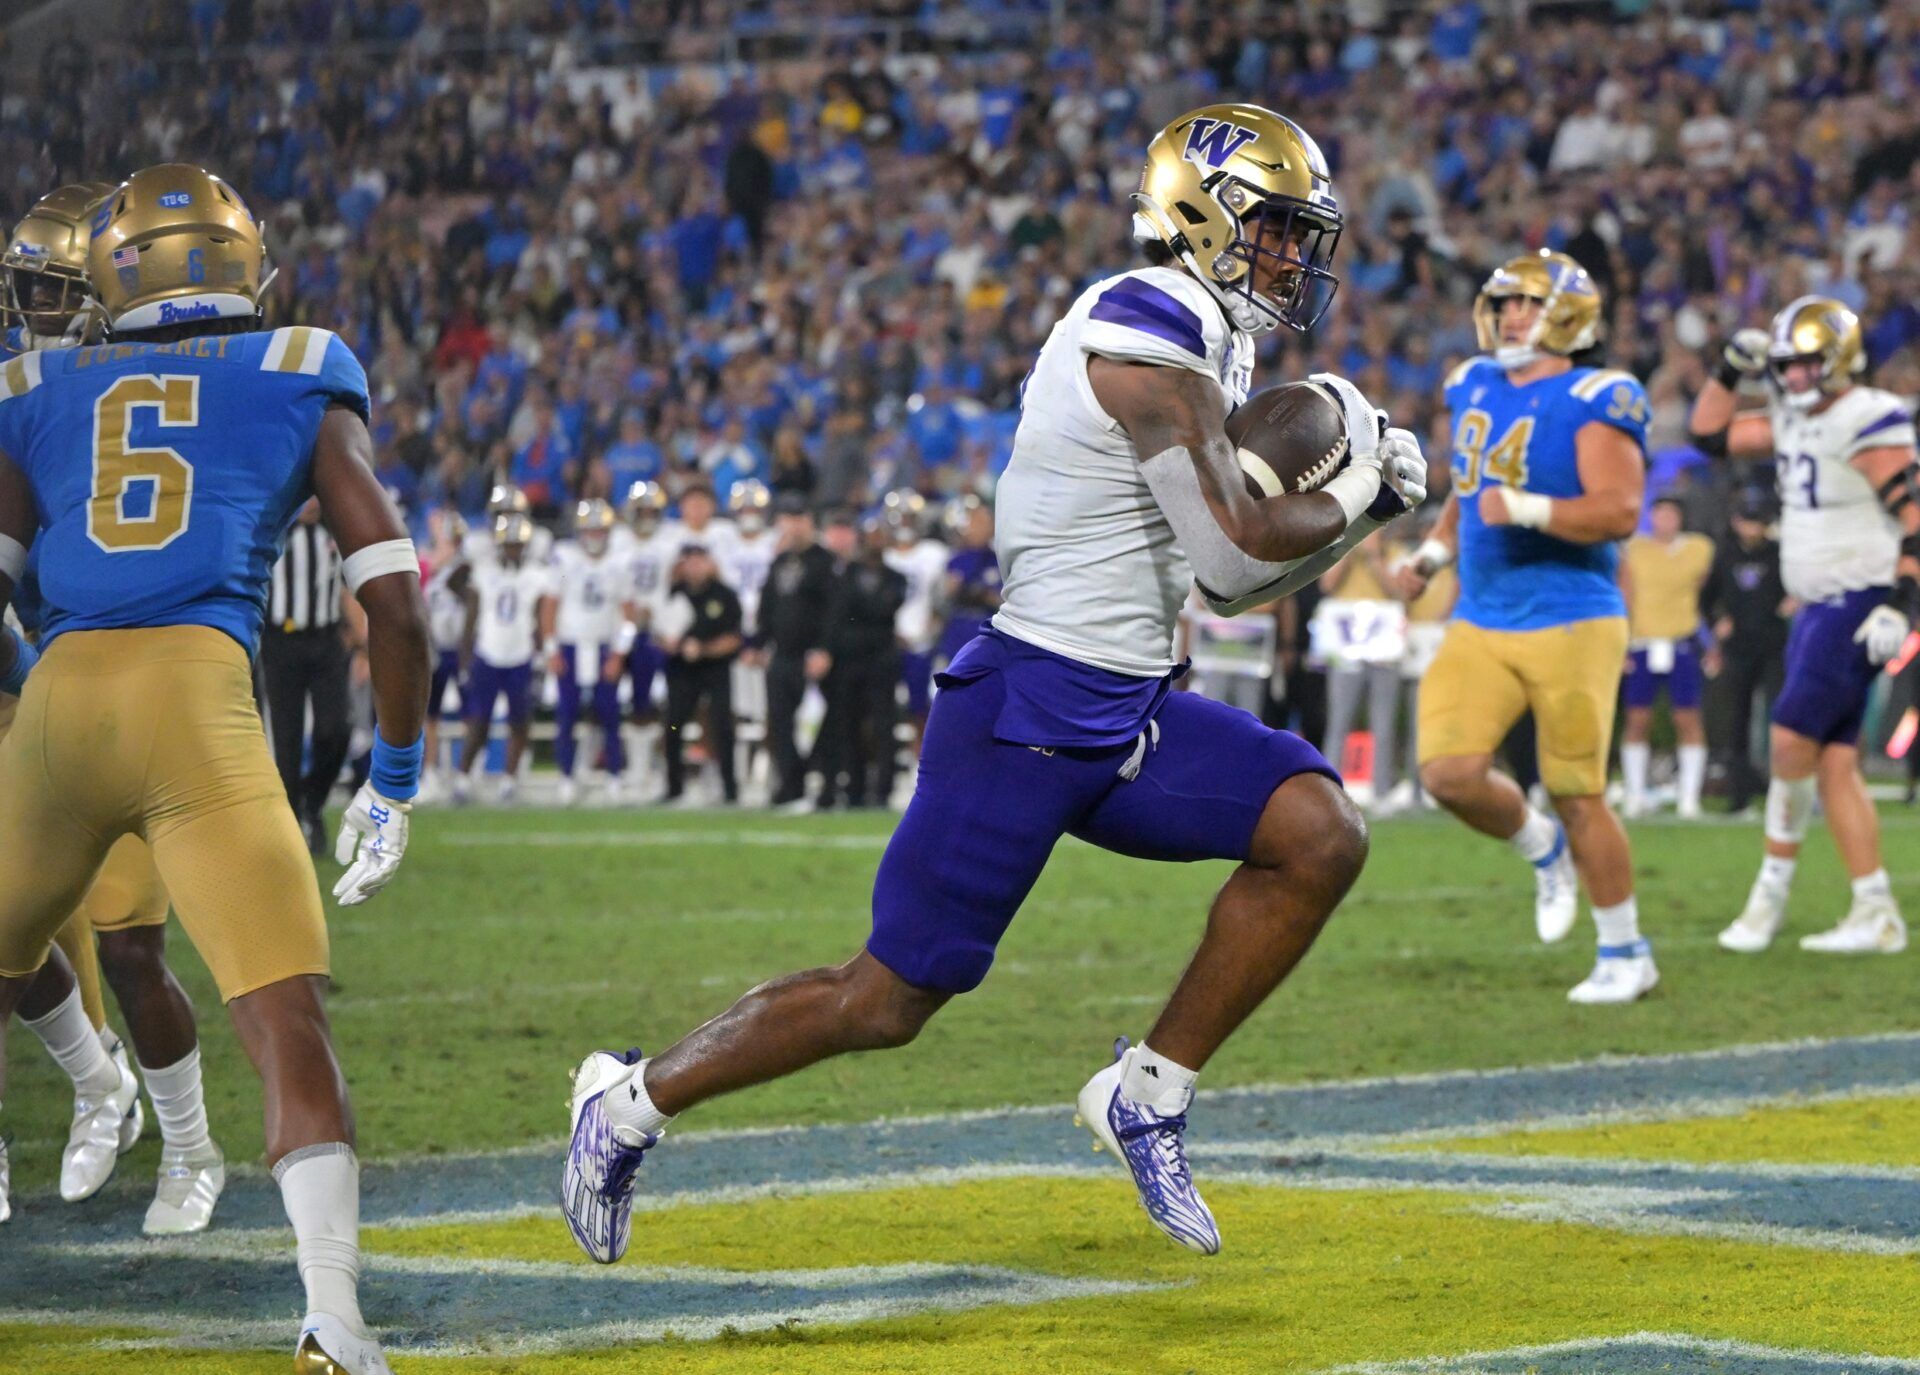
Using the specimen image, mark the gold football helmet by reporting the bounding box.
[3,181,114,349]
[488,483,533,519]
[729,478,772,533]
[621,479,668,532]
[87,164,269,336]
[1132,103,1342,334]
[1767,295,1863,410]
[493,511,535,552]
[880,487,926,540]
[1472,250,1603,370]
[574,497,616,553]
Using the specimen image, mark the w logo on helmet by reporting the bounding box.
[1182,118,1258,169]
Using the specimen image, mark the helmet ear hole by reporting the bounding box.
[1175,201,1209,226]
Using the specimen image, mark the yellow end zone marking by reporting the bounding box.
[1397,1093,1920,1169]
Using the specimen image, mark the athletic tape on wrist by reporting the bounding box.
[369,729,425,801]
[0,533,24,582]
[343,538,420,594]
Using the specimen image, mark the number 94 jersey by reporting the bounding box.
[1442,356,1649,631]
[0,327,369,653]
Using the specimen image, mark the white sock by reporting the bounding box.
[1593,896,1642,948]
[603,1059,673,1142]
[1759,855,1797,892]
[1621,742,1650,805]
[1507,806,1560,864]
[141,1047,213,1154]
[1120,1042,1198,1114]
[1677,744,1706,810]
[274,1143,367,1335]
[1851,868,1893,904]
[23,987,120,1098]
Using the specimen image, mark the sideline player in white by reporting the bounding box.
[1691,298,1916,954]
[452,513,556,805]
[546,500,635,805]
[563,103,1426,1261]
[723,480,777,786]
[882,489,951,751]
[422,510,470,795]
[463,483,553,567]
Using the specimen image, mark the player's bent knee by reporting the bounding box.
[835,953,948,1050]
[1251,772,1369,895]
[1419,755,1486,805]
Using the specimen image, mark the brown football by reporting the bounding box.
[1224,380,1351,498]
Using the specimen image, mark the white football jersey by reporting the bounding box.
[425,556,469,652]
[1768,385,1915,602]
[993,266,1254,675]
[621,524,681,624]
[551,541,632,646]
[469,557,554,666]
[885,538,952,651]
[721,528,777,633]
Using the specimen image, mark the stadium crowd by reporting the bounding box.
[5,0,1920,806]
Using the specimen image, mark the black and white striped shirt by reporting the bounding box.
[269,522,344,633]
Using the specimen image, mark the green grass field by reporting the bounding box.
[4,803,1919,1373]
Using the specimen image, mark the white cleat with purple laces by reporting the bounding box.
[561,1048,658,1264]
[1074,1037,1220,1255]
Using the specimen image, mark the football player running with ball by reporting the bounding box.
[1392,251,1657,1004]
[0,165,430,1375]
[565,105,1426,1261]
[1693,299,1915,955]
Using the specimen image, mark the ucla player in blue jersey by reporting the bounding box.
[563,104,1429,1265]
[1394,250,1655,1004]
[0,165,430,1375]
[0,180,231,1235]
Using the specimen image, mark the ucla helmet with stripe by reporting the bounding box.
[88,164,271,338]
[3,181,114,350]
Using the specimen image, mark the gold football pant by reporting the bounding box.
[1417,616,1629,798]
[0,626,327,1001]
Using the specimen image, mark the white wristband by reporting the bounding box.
[342,538,420,593]
[0,533,23,582]
[1321,463,1382,525]
[1502,491,1554,529]
[1412,538,1454,575]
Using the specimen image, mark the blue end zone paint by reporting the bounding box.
[3,1033,1918,1354]
[1317,1333,1920,1374]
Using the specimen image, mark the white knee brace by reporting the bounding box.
[1764,775,1816,845]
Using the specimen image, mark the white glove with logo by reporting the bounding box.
[1376,427,1428,517]
[333,783,412,906]
[1853,604,1911,666]
[1723,328,1771,378]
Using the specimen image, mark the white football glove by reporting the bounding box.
[332,783,412,906]
[1378,427,1428,515]
[1723,328,1771,378]
[1853,604,1911,666]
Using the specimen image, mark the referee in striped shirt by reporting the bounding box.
[263,499,359,854]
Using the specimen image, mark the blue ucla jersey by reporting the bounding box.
[1443,357,1648,631]
[0,326,370,652]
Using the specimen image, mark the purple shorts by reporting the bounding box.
[1773,587,1887,747]
[1624,642,1703,710]
[465,657,533,725]
[900,649,934,716]
[867,640,1335,993]
[628,636,665,715]
[430,649,462,717]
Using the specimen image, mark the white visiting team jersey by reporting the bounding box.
[721,528,776,632]
[617,522,680,625]
[469,557,554,666]
[426,556,469,652]
[1768,385,1916,603]
[885,537,951,651]
[993,266,1253,675]
[551,540,633,647]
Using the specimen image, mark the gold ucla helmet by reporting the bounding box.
[1472,250,1603,370]
[3,181,114,348]
[1767,295,1864,410]
[87,164,269,336]
[621,479,668,531]
[1132,103,1342,335]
